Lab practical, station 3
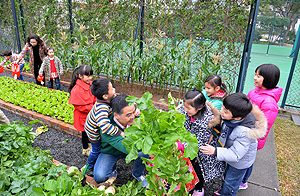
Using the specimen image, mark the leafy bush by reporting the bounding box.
[0,76,74,124]
[0,122,101,195]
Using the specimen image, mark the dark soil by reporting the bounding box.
[0,70,223,195]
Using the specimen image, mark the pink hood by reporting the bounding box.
[248,87,282,149]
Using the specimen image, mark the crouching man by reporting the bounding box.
[93,94,149,187]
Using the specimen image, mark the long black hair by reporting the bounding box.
[26,34,42,47]
[184,88,207,119]
[68,65,93,93]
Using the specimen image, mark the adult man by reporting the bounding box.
[93,94,149,187]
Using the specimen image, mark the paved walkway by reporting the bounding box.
[237,126,281,196]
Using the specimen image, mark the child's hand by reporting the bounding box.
[134,109,141,117]
[120,132,125,138]
[200,144,215,155]
[207,134,214,145]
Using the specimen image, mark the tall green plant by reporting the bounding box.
[122,92,198,195]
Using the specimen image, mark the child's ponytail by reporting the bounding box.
[68,66,80,93]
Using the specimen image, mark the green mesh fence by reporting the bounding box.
[0,24,16,55]
[285,57,300,108]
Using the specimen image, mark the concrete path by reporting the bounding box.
[237,127,281,196]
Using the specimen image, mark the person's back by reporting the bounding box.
[200,93,267,196]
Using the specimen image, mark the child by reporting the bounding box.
[0,50,25,81]
[177,88,225,196]
[240,64,282,189]
[200,93,267,196]
[38,48,64,90]
[202,74,228,111]
[68,65,96,156]
[84,78,125,174]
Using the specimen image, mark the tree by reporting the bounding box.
[260,0,300,44]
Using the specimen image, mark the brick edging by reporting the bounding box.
[52,159,98,187]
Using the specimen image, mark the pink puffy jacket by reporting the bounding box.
[248,87,282,150]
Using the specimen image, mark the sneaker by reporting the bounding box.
[132,174,148,188]
[192,188,204,196]
[239,182,248,190]
[82,148,90,156]
[213,189,222,196]
[111,169,118,178]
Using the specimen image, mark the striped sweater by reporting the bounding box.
[0,53,25,68]
[84,100,121,143]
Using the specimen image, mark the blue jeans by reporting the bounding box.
[17,63,24,81]
[221,164,248,196]
[242,164,253,183]
[93,151,149,183]
[49,77,62,90]
[86,142,102,170]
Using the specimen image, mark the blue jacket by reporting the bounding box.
[216,105,267,169]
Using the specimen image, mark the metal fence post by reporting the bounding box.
[266,11,276,55]
[139,0,144,57]
[19,0,26,43]
[236,0,260,93]
[11,0,21,53]
[280,32,300,108]
[68,0,74,67]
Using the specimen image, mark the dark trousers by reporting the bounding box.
[49,78,62,91]
[82,131,89,149]
[34,63,45,86]
[190,157,204,192]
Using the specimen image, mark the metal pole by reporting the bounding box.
[266,11,276,55]
[19,0,26,43]
[68,0,74,67]
[280,32,300,108]
[11,0,21,53]
[139,0,144,57]
[128,0,144,83]
[236,0,260,93]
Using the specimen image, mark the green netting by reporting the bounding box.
[285,57,300,108]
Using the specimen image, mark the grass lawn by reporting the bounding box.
[274,117,300,195]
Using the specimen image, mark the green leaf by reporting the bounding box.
[142,135,153,154]
[125,146,138,164]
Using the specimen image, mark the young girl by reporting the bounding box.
[240,64,282,189]
[68,65,96,156]
[177,88,225,196]
[39,48,64,90]
[202,75,228,111]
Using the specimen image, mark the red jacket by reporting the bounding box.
[68,79,96,131]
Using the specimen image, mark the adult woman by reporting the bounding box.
[16,34,47,85]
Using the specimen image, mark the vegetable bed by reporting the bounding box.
[0,76,74,124]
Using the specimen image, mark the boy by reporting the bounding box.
[200,93,267,196]
[83,78,125,175]
[0,50,25,81]
[38,48,63,90]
